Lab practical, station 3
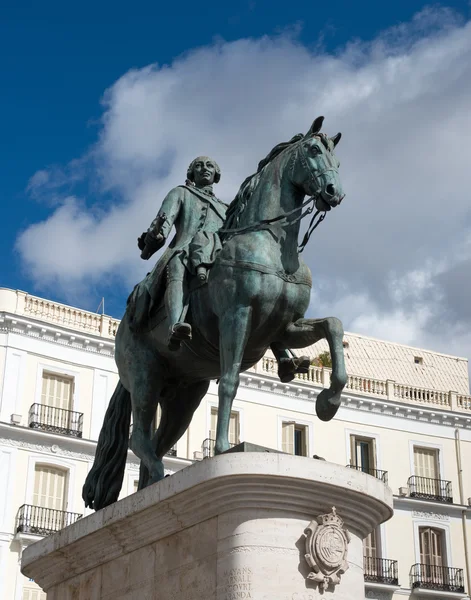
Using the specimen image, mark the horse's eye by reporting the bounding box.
[310,145,321,155]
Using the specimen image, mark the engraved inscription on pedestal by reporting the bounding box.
[223,566,253,600]
[304,506,350,591]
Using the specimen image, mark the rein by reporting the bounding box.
[219,139,333,253]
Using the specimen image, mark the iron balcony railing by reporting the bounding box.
[410,563,464,593]
[364,557,398,585]
[408,475,453,503]
[202,438,237,458]
[16,504,82,536]
[346,464,388,484]
[29,403,83,438]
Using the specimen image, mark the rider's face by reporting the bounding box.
[192,159,216,187]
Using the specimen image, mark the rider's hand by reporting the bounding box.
[140,232,165,260]
[137,232,148,251]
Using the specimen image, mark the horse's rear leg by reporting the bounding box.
[155,380,210,456]
[216,307,252,455]
[128,362,164,486]
[275,316,347,421]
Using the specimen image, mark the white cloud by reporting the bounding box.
[16,7,471,370]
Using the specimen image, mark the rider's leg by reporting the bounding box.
[165,253,191,350]
[270,344,310,383]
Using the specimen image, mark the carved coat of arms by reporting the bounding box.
[304,507,350,590]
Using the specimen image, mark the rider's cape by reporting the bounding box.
[127,184,227,329]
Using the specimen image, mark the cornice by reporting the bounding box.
[0,312,115,357]
[239,372,471,430]
[393,495,470,517]
[0,423,191,471]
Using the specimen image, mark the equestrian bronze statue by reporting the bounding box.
[83,116,348,510]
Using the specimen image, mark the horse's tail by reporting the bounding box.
[82,381,132,511]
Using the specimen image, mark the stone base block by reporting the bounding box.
[21,453,393,599]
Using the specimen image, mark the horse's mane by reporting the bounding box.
[222,133,304,234]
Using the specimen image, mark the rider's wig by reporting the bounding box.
[187,156,221,184]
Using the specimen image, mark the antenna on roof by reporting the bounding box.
[96,297,105,315]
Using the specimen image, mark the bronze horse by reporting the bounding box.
[83,116,347,510]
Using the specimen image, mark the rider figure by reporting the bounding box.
[137,156,227,350]
[135,156,310,381]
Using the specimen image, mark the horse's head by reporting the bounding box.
[291,116,344,211]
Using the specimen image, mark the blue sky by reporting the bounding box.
[2,1,471,361]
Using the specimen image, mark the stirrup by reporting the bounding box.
[168,322,192,351]
[277,355,310,383]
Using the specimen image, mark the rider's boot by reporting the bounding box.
[271,346,311,383]
[166,278,192,351]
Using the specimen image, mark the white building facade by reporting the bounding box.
[0,287,470,600]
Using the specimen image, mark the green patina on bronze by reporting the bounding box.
[83,116,348,511]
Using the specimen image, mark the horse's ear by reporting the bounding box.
[331,132,342,147]
[307,116,324,136]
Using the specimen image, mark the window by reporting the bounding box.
[23,588,47,600]
[210,408,239,446]
[363,527,380,559]
[282,422,308,456]
[414,356,424,365]
[419,527,445,567]
[133,480,139,494]
[419,527,447,585]
[41,372,73,411]
[33,465,68,511]
[350,435,376,473]
[414,447,439,480]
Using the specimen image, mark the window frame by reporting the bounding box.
[345,428,383,472]
[25,454,76,514]
[413,518,453,568]
[207,400,244,447]
[34,363,81,415]
[409,440,444,482]
[277,415,313,457]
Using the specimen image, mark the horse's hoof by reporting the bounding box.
[316,388,342,422]
[147,474,165,486]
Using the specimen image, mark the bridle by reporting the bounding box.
[219,137,341,252]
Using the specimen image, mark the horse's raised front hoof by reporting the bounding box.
[316,388,342,422]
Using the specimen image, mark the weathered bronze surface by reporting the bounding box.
[83,116,347,510]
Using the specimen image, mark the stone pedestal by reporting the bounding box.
[21,453,393,600]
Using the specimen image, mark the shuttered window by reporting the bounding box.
[363,528,379,559]
[350,436,375,472]
[414,447,439,479]
[282,422,295,454]
[41,372,73,410]
[420,527,444,567]
[23,588,47,600]
[282,422,307,456]
[210,408,239,446]
[33,465,67,511]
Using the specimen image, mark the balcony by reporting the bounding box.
[16,504,82,537]
[364,557,398,585]
[410,563,464,594]
[29,403,83,438]
[202,438,237,458]
[408,476,453,503]
[346,464,388,484]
